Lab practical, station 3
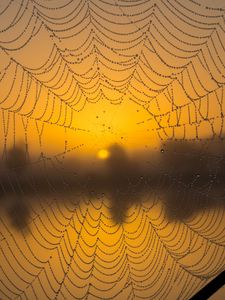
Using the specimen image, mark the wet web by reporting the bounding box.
[0,0,225,299]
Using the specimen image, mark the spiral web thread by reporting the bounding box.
[0,0,225,299]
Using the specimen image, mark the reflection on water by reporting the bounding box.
[0,139,225,229]
[0,194,224,300]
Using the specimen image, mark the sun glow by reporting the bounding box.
[97,149,110,160]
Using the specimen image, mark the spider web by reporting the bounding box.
[0,0,225,299]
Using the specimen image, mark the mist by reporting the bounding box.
[0,139,225,229]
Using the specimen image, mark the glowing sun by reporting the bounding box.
[97,149,110,160]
